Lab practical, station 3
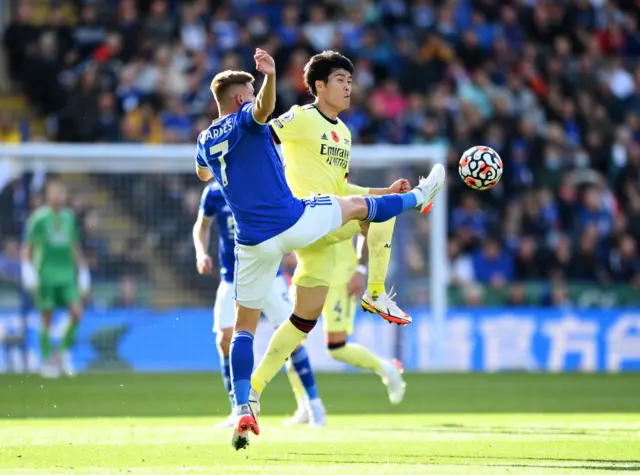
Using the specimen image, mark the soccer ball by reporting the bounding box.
[458,146,503,190]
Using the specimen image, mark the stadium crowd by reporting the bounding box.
[1,0,640,307]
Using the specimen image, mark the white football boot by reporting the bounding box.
[361,285,412,326]
[214,412,236,429]
[282,406,310,426]
[40,357,60,379]
[415,163,446,214]
[308,398,327,427]
[380,359,406,405]
[60,350,76,377]
[230,403,259,451]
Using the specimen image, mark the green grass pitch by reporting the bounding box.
[1,372,639,474]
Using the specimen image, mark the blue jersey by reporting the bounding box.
[200,183,283,282]
[200,182,236,283]
[195,102,304,246]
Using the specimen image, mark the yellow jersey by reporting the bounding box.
[270,104,368,198]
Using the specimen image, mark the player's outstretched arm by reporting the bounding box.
[369,179,412,196]
[342,178,411,197]
[252,48,276,124]
[193,210,213,275]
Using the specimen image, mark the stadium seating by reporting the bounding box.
[2,0,640,307]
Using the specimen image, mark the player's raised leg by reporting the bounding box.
[357,221,414,325]
[361,165,444,324]
[250,174,444,404]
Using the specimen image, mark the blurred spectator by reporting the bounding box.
[0,114,22,143]
[472,239,514,289]
[575,187,614,239]
[81,209,110,280]
[74,4,107,61]
[451,193,487,249]
[569,225,607,282]
[3,5,40,85]
[2,0,640,306]
[507,283,531,307]
[0,238,20,285]
[514,236,546,280]
[607,234,640,286]
[541,278,571,308]
[98,92,120,142]
[446,238,475,286]
[463,283,484,307]
[113,276,139,308]
[303,6,335,52]
[142,0,176,47]
[115,238,148,279]
[58,65,101,142]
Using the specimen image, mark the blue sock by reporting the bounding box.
[290,346,320,400]
[230,330,254,406]
[220,355,234,409]
[364,193,418,222]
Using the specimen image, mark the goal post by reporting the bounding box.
[0,143,448,367]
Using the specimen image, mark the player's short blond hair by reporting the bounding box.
[210,70,255,103]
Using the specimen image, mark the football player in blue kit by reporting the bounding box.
[193,182,326,428]
[195,48,445,450]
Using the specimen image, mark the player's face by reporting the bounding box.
[319,69,352,112]
[46,182,67,208]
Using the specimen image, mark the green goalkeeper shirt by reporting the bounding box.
[25,206,79,285]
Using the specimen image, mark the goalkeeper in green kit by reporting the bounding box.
[20,179,90,378]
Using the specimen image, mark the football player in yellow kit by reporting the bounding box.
[251,51,444,407]
[284,236,405,425]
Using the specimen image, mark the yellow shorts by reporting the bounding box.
[322,282,357,335]
[292,220,361,287]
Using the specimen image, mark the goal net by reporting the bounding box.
[0,143,447,372]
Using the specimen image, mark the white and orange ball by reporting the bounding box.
[459,146,503,190]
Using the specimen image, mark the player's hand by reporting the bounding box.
[347,270,366,297]
[20,263,38,292]
[388,178,411,194]
[197,254,214,275]
[255,48,275,76]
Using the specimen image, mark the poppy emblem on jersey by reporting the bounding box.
[331,131,339,143]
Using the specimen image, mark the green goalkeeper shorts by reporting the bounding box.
[35,282,80,311]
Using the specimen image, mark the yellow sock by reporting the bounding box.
[329,343,383,375]
[251,320,307,393]
[367,218,396,297]
[285,360,306,408]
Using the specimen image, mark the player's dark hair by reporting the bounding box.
[303,51,354,96]
[210,70,255,102]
